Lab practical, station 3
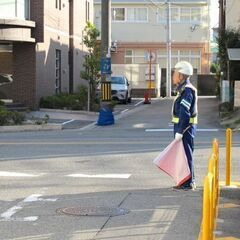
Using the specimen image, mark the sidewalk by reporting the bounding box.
[215,185,240,239]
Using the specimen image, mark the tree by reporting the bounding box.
[80,22,101,111]
[217,28,240,79]
[217,28,240,110]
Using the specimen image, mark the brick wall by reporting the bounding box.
[12,43,36,109]
[30,0,44,42]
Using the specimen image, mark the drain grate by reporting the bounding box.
[57,206,130,217]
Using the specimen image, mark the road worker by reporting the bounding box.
[172,61,198,190]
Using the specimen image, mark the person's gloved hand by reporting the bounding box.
[175,133,183,141]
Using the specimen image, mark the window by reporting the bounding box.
[171,8,179,22]
[112,8,147,22]
[125,50,133,64]
[157,49,201,73]
[157,8,166,22]
[127,8,147,22]
[56,0,61,10]
[55,50,61,94]
[157,6,202,24]
[86,0,90,22]
[0,0,30,20]
[112,8,125,21]
[191,8,201,23]
[124,49,148,64]
[180,7,190,22]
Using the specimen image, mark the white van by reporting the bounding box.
[111,75,132,104]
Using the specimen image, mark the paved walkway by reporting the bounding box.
[4,99,240,239]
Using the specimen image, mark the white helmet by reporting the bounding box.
[174,61,193,76]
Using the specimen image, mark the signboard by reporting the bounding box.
[145,51,156,62]
[234,81,240,107]
[222,80,230,102]
[101,57,111,74]
[145,67,155,81]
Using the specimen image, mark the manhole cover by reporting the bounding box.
[57,206,130,217]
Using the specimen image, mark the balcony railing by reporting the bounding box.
[0,0,30,20]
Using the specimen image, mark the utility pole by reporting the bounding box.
[166,0,172,97]
[101,0,111,75]
[97,0,114,125]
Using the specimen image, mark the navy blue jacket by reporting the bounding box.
[172,79,198,134]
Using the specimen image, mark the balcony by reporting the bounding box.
[0,0,35,42]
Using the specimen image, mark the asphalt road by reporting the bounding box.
[0,97,239,240]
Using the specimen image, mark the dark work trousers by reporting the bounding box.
[174,124,197,186]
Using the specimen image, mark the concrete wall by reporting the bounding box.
[112,64,161,97]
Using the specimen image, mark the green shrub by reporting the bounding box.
[11,111,25,125]
[0,106,25,125]
[0,107,13,126]
[31,114,49,125]
[40,86,89,110]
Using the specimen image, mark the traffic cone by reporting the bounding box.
[144,91,151,104]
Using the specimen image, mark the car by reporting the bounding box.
[96,75,132,104]
[110,75,132,104]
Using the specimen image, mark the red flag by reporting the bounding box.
[153,139,191,186]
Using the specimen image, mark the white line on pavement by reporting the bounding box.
[66,173,131,179]
[0,171,45,177]
[121,109,129,114]
[0,193,57,222]
[134,100,144,106]
[145,128,219,132]
[62,119,75,125]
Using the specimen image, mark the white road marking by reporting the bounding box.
[145,129,172,132]
[0,193,57,222]
[121,109,129,114]
[196,129,219,132]
[62,119,75,125]
[134,100,144,106]
[0,206,22,219]
[0,171,45,177]
[24,194,57,202]
[145,128,219,132]
[66,173,131,179]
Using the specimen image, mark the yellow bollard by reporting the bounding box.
[226,128,232,186]
[202,174,213,240]
[202,176,210,240]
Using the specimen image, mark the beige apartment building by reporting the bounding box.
[94,0,211,95]
[0,0,93,109]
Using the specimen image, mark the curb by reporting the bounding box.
[39,108,99,116]
[0,124,62,133]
